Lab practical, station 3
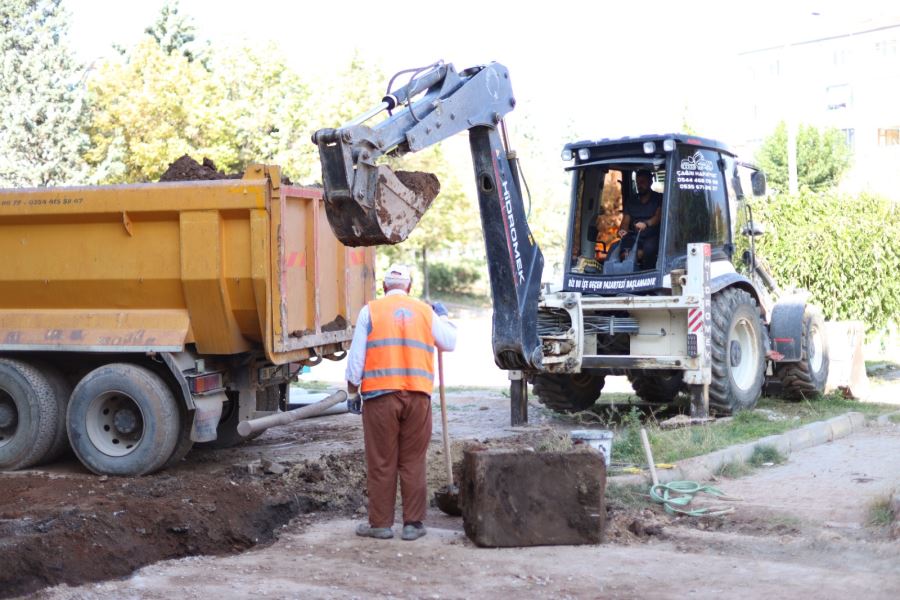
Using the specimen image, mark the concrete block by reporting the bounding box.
[828,415,853,440]
[824,321,870,399]
[848,412,866,432]
[803,421,834,445]
[787,427,814,451]
[756,434,791,456]
[461,446,605,547]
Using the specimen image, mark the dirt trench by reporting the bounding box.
[0,449,366,599]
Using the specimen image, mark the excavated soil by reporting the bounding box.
[158,155,241,182]
[394,170,440,204]
[0,449,366,599]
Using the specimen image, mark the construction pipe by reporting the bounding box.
[236,390,348,437]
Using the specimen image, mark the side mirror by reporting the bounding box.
[742,221,765,237]
[751,171,767,196]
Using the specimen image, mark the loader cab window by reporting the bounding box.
[664,147,729,265]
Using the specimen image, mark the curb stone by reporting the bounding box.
[875,409,900,427]
[610,411,868,487]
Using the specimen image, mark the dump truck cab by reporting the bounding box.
[562,134,767,297]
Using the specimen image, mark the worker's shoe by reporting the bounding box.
[401,522,427,541]
[355,523,393,539]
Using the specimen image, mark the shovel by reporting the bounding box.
[433,349,461,516]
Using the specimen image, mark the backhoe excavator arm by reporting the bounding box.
[312,62,544,370]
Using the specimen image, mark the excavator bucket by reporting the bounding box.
[314,128,440,247]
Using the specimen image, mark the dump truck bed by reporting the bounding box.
[0,165,374,364]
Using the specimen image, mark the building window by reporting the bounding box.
[826,84,851,111]
[842,129,855,151]
[878,128,900,146]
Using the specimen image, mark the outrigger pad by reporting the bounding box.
[323,165,440,247]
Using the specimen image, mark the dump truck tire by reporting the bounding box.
[31,362,73,464]
[67,364,180,476]
[162,404,194,469]
[533,373,605,413]
[0,359,58,470]
[627,371,686,403]
[774,305,829,400]
[709,288,765,414]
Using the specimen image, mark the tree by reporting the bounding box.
[0,0,89,187]
[755,122,851,192]
[144,1,202,63]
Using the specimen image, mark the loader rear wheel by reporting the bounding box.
[533,373,605,413]
[67,364,180,476]
[627,371,686,404]
[709,288,765,414]
[0,359,58,470]
[774,306,829,400]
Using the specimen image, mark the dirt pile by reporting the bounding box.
[394,170,440,204]
[0,449,368,599]
[158,155,241,182]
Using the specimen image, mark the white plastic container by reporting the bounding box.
[570,429,614,467]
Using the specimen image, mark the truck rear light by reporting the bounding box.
[189,372,223,394]
[687,333,698,358]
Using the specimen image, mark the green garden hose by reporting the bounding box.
[649,481,736,517]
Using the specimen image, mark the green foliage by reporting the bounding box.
[144,1,202,63]
[755,121,851,192]
[752,190,900,333]
[748,444,786,467]
[85,33,312,183]
[427,261,482,295]
[867,496,894,528]
[0,0,89,186]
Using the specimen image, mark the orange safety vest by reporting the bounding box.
[361,294,436,395]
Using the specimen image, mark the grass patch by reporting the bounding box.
[605,483,650,509]
[609,395,896,466]
[716,460,755,478]
[867,497,894,528]
[889,414,900,424]
[291,379,333,392]
[748,444,787,467]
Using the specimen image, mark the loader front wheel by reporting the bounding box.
[533,373,605,413]
[709,288,766,414]
[774,306,829,400]
[627,371,686,404]
[67,364,180,476]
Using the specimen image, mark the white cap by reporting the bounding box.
[384,264,412,285]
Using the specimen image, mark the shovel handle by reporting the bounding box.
[438,349,453,486]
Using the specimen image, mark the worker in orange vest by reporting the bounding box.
[346,264,457,541]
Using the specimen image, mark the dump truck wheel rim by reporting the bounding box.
[730,317,759,391]
[809,323,824,373]
[0,388,17,448]
[86,391,145,457]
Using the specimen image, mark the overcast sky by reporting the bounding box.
[65,0,897,147]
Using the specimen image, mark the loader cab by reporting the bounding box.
[562,134,746,295]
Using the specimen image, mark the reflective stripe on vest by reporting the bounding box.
[361,295,435,395]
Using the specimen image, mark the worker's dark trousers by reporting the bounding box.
[362,390,432,528]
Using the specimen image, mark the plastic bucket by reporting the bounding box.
[570,429,614,467]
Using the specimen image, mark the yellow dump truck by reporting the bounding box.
[0,165,374,475]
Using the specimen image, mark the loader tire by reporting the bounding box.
[0,359,58,470]
[709,288,766,414]
[627,370,686,404]
[774,305,829,400]
[533,373,605,413]
[67,363,180,476]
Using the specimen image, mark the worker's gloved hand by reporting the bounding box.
[430,301,449,317]
[346,393,362,415]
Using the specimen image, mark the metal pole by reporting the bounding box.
[509,370,528,426]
